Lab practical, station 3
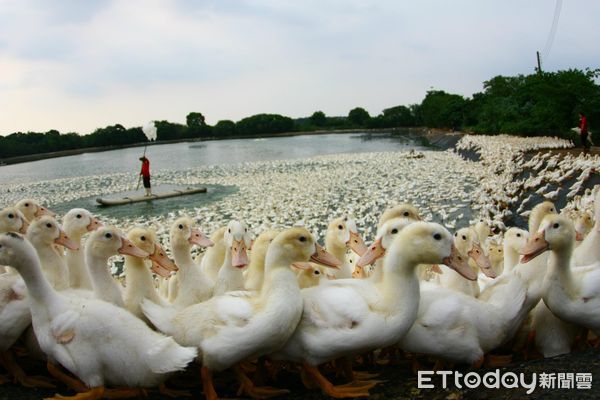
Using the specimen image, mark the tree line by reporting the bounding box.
[1,68,598,159]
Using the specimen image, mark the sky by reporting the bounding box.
[1,0,599,135]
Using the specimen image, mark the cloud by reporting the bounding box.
[1,0,599,134]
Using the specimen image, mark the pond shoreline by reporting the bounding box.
[0,127,456,166]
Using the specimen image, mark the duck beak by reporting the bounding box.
[356,238,385,267]
[35,206,56,219]
[248,239,255,251]
[468,243,496,278]
[149,243,178,275]
[519,230,549,263]
[291,262,313,270]
[189,228,214,247]
[310,243,341,268]
[19,219,29,234]
[86,217,103,232]
[444,244,477,281]
[575,231,584,241]
[348,231,368,256]
[119,237,150,258]
[430,264,443,274]
[54,229,79,250]
[231,239,248,268]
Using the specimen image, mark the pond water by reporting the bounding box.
[0,132,425,185]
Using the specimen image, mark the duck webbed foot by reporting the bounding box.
[44,386,105,400]
[0,351,55,389]
[234,365,289,399]
[302,362,372,398]
[46,362,86,393]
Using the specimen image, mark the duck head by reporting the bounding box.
[225,220,252,269]
[0,232,37,270]
[454,227,495,278]
[170,217,213,248]
[88,227,149,259]
[266,227,341,271]
[127,227,177,277]
[327,215,367,256]
[27,216,79,250]
[378,203,421,228]
[520,215,575,263]
[0,207,29,234]
[15,199,56,221]
[359,220,475,280]
[62,208,103,237]
[574,211,593,241]
[356,217,416,267]
[528,201,557,234]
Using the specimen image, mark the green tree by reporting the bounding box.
[419,90,466,130]
[348,107,371,127]
[236,114,294,135]
[310,111,327,127]
[186,112,209,138]
[214,120,236,136]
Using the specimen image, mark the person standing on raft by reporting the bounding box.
[139,156,152,196]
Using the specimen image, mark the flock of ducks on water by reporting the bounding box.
[0,181,599,400]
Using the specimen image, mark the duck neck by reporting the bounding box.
[214,247,245,294]
[14,251,60,308]
[260,264,301,305]
[545,243,575,297]
[124,256,160,304]
[172,243,195,274]
[202,242,226,280]
[377,255,420,314]
[85,251,124,307]
[326,235,352,278]
[503,246,521,274]
[65,232,93,289]
[31,239,68,290]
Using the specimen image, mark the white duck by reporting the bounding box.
[62,208,103,290]
[123,227,178,320]
[273,221,471,398]
[199,226,228,282]
[377,203,421,228]
[324,216,367,279]
[15,198,55,222]
[169,217,214,309]
[0,208,52,388]
[573,189,600,265]
[521,215,600,335]
[0,232,197,399]
[212,220,253,296]
[244,229,279,291]
[143,227,340,400]
[26,216,78,290]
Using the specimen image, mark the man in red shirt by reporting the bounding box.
[579,112,590,153]
[139,156,151,196]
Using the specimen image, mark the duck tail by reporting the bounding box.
[145,337,197,374]
[141,299,176,336]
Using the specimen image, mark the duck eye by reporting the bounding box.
[105,233,112,239]
[433,233,442,241]
[8,214,13,219]
[462,235,467,240]
[314,270,320,275]
[338,225,343,230]
[391,228,398,234]
[516,233,521,237]
[46,223,52,228]
[299,236,307,242]
[553,223,559,229]
[403,211,409,217]
[140,236,146,241]
[178,224,184,230]
[454,232,458,237]
[25,203,29,207]
[228,229,231,234]
[76,214,82,219]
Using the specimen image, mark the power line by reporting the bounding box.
[541,0,563,65]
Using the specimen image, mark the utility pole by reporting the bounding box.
[536,51,542,74]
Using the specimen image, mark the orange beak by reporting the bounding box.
[54,229,79,250]
[35,206,56,219]
[189,228,214,247]
[118,237,150,258]
[149,243,178,276]
[310,243,341,268]
[519,230,549,263]
[86,217,103,232]
[575,231,584,241]
[348,231,368,256]
[19,219,29,234]
[444,244,477,281]
[231,239,249,268]
[356,238,386,267]
[468,243,496,278]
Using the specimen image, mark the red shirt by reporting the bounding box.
[140,159,150,177]
[580,115,588,134]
